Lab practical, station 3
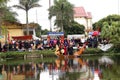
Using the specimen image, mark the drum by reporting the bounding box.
[61,49,65,54]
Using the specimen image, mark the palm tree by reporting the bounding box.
[48,0,74,32]
[13,0,41,35]
[0,0,8,7]
[0,0,9,35]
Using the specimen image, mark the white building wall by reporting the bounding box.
[87,19,92,29]
[74,17,87,29]
[74,17,92,30]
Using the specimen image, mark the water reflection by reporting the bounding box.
[0,55,119,80]
[99,56,114,64]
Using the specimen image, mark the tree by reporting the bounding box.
[41,29,49,35]
[65,21,85,35]
[13,0,41,35]
[0,0,9,35]
[101,22,120,52]
[93,14,120,31]
[3,7,18,22]
[0,7,18,40]
[0,0,8,7]
[48,0,74,32]
[35,23,42,37]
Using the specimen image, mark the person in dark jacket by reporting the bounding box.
[0,41,2,52]
[68,43,73,55]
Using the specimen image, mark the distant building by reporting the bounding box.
[73,7,92,32]
[0,21,37,43]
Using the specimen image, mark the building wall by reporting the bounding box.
[0,22,37,43]
[74,17,87,29]
[0,28,23,43]
[8,28,24,38]
[87,18,92,29]
[74,17,92,30]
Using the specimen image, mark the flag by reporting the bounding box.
[7,31,10,43]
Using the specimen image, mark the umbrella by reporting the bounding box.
[88,32,93,35]
[92,31,99,36]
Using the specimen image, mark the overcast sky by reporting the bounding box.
[7,0,120,30]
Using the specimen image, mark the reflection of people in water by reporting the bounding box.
[55,45,61,56]
[8,71,13,80]
[55,58,85,72]
[2,65,7,80]
[55,58,68,71]
[68,59,73,67]
[55,59,61,68]
[17,65,20,74]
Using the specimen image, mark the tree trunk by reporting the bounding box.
[26,10,29,35]
[0,12,2,36]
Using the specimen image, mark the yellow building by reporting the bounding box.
[0,21,37,43]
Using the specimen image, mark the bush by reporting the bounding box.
[83,48,103,54]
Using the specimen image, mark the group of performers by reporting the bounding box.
[54,37,86,57]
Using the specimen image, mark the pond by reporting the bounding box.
[0,55,120,80]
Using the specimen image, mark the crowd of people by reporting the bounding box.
[0,35,107,53]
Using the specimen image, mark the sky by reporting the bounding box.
[7,0,120,30]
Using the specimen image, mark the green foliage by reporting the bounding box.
[59,72,81,80]
[93,14,120,31]
[64,21,85,35]
[0,49,55,59]
[35,23,42,37]
[0,0,9,7]
[102,56,120,79]
[41,29,49,35]
[1,26,7,35]
[94,14,120,53]
[2,7,18,22]
[48,0,74,31]
[84,48,103,54]
[101,21,120,52]
[13,0,41,11]
[0,57,56,65]
[0,5,18,36]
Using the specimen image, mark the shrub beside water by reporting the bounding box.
[0,47,120,59]
[83,48,103,54]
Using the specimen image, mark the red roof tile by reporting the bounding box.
[74,7,87,17]
[86,12,92,19]
[73,7,92,19]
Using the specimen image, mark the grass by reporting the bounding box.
[0,48,120,59]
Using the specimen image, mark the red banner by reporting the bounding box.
[12,35,32,40]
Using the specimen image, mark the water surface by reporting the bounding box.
[0,55,120,80]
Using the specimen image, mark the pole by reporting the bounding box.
[49,0,52,31]
[61,3,64,32]
[36,9,41,36]
[36,10,38,23]
[118,0,120,15]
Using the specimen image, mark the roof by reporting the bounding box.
[73,7,92,19]
[86,12,92,19]
[2,21,22,26]
[2,21,38,29]
[2,21,23,29]
[22,23,38,28]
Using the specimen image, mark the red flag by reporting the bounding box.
[7,31,10,43]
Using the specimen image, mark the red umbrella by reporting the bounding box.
[92,31,99,36]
